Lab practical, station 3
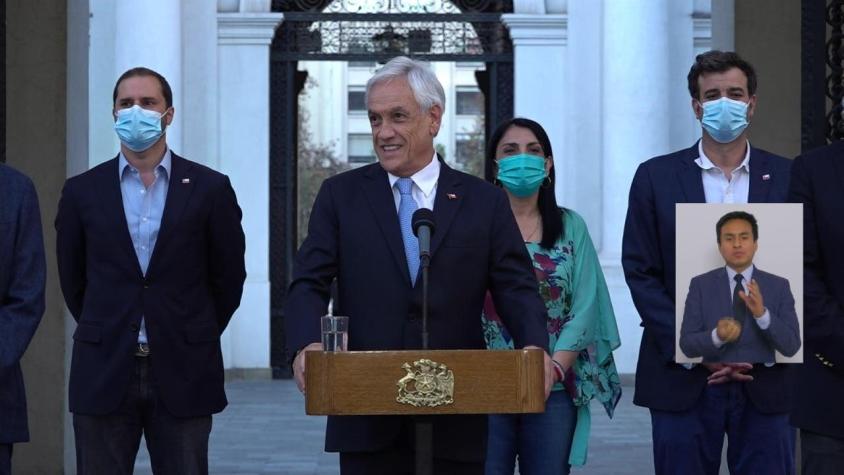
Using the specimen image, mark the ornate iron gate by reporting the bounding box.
[802,0,844,150]
[269,0,515,377]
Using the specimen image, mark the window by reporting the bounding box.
[348,134,376,164]
[348,89,366,113]
[455,133,481,164]
[349,60,376,68]
[456,87,483,115]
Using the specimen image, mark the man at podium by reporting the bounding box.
[285,56,552,475]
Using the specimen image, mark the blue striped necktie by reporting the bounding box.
[396,177,419,284]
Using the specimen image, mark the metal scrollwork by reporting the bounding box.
[396,359,455,407]
[826,0,844,142]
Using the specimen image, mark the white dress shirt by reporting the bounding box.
[695,140,751,204]
[387,152,439,211]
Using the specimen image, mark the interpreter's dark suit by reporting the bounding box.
[0,164,46,446]
[285,160,548,465]
[789,140,844,443]
[680,267,801,363]
[56,154,246,418]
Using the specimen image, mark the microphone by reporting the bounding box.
[411,208,436,352]
[412,208,436,264]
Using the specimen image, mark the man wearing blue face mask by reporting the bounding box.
[56,67,246,474]
[622,51,795,475]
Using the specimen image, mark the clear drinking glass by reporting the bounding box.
[321,315,349,352]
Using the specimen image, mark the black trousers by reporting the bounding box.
[0,444,11,475]
[801,430,844,475]
[73,356,212,475]
[339,420,484,475]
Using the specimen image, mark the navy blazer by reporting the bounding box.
[0,164,46,444]
[789,141,844,438]
[622,142,793,413]
[56,154,246,417]
[680,267,801,363]
[285,160,548,461]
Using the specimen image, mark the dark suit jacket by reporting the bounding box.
[622,142,793,413]
[789,140,844,438]
[0,164,46,444]
[285,160,548,461]
[56,154,246,417]
[680,267,801,363]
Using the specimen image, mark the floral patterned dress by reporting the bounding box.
[481,208,622,466]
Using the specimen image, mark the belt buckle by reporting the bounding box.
[136,342,150,357]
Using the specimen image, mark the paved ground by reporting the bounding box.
[135,379,654,474]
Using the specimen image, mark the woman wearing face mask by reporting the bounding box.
[481,118,622,475]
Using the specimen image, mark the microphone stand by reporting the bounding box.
[416,248,432,475]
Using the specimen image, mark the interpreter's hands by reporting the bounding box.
[738,279,766,318]
[293,342,323,395]
[716,317,742,343]
[525,345,554,400]
[703,362,754,385]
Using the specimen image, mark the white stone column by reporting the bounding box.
[565,0,603,241]
[217,12,284,371]
[114,0,183,153]
[502,13,568,213]
[600,1,672,374]
[601,0,671,261]
[181,0,220,169]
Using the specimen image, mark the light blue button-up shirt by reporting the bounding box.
[119,150,171,344]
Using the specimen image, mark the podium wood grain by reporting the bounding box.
[305,349,545,416]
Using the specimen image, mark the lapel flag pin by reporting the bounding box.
[447,193,457,200]
[761,174,770,181]
[181,178,191,184]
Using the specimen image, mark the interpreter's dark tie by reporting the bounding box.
[396,178,419,284]
[733,273,747,323]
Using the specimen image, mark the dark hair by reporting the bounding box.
[716,211,758,243]
[485,117,564,250]
[687,50,757,100]
[112,67,173,108]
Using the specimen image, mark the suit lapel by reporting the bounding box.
[147,154,195,277]
[748,146,772,203]
[98,157,143,277]
[676,143,706,203]
[362,164,412,285]
[429,162,463,258]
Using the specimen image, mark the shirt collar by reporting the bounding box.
[726,263,755,284]
[694,140,751,173]
[387,152,439,198]
[119,149,172,180]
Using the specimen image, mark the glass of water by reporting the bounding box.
[321,315,348,352]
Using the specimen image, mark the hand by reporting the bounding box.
[525,345,553,400]
[703,362,754,385]
[551,350,577,383]
[293,342,323,395]
[725,363,754,382]
[716,317,742,343]
[738,279,766,318]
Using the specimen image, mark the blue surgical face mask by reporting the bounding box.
[700,97,749,144]
[496,153,547,198]
[114,105,169,152]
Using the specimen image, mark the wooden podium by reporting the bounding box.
[305,348,545,416]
